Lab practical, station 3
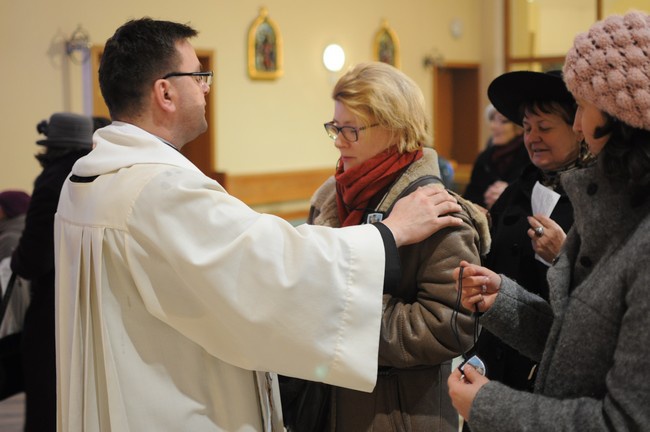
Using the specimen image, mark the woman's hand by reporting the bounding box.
[384,186,462,247]
[527,215,566,263]
[448,364,490,421]
[453,261,501,313]
[483,180,508,209]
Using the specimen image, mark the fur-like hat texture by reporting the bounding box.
[563,11,650,131]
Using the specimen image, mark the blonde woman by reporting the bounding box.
[282,62,490,431]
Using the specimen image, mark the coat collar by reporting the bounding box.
[551,163,650,295]
[375,148,440,213]
[562,163,650,253]
[310,149,440,228]
[308,148,491,256]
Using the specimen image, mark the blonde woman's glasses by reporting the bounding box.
[324,122,378,142]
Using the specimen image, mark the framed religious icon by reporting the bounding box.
[247,7,283,80]
[373,20,400,69]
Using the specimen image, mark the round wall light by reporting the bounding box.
[323,44,345,72]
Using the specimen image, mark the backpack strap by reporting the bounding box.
[385,175,444,216]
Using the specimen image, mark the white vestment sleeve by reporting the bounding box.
[125,167,385,391]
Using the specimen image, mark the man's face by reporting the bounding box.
[169,40,210,146]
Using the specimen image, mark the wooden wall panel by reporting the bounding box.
[225,168,332,206]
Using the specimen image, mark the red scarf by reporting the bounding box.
[335,147,423,226]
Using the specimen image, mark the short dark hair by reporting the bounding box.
[519,99,577,127]
[99,18,198,119]
[595,115,650,205]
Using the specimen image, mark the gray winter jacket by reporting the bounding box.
[469,163,650,431]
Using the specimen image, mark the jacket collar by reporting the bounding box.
[375,148,440,213]
[562,163,650,248]
[310,149,440,228]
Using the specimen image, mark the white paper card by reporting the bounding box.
[532,181,560,217]
[531,182,561,266]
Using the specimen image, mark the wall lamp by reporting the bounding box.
[323,44,345,72]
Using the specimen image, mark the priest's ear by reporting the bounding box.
[153,78,175,113]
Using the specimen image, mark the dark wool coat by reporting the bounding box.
[475,164,574,392]
[463,137,529,209]
[284,148,491,432]
[468,163,650,431]
[11,149,89,432]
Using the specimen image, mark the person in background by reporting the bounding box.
[0,191,30,260]
[437,155,456,189]
[54,18,465,432]
[281,61,490,432]
[10,113,94,432]
[481,104,497,149]
[464,71,592,413]
[463,105,528,210]
[448,11,650,431]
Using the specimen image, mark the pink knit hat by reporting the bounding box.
[563,11,650,131]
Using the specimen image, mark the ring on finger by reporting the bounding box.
[534,226,544,237]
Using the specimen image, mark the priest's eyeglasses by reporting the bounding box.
[162,71,213,88]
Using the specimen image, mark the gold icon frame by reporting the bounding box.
[247,7,283,80]
[373,20,400,69]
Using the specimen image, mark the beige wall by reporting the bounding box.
[1,0,501,191]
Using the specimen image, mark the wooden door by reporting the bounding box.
[433,63,480,191]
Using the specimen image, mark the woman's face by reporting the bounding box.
[331,101,393,171]
[490,111,521,145]
[573,97,609,156]
[523,110,581,171]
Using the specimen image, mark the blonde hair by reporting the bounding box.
[332,62,430,153]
